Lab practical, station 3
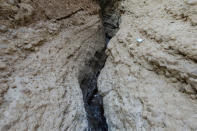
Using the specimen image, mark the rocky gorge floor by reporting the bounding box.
[0,0,197,131]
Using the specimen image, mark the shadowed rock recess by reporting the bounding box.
[79,47,108,131]
[78,0,120,130]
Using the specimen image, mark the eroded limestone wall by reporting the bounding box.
[98,0,197,130]
[0,0,105,130]
[1,0,197,130]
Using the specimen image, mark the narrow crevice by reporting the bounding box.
[79,46,108,131]
[78,0,121,130]
[78,31,115,131]
[56,9,83,21]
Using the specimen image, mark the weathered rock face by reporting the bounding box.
[1,0,197,130]
[0,0,106,130]
[0,0,99,27]
[98,0,197,130]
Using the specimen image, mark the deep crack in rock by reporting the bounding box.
[79,46,108,131]
[79,1,120,130]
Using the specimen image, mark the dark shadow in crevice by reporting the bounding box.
[79,45,108,131]
[78,1,120,130]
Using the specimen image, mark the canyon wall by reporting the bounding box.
[98,0,197,130]
[0,0,197,131]
[0,0,106,130]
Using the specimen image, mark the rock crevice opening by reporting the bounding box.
[78,1,121,130]
[79,47,108,131]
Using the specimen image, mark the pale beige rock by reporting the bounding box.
[1,0,197,130]
[0,0,104,131]
[0,19,104,131]
[98,0,197,130]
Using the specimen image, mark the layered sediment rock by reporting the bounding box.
[0,0,106,130]
[1,0,197,130]
[98,0,197,130]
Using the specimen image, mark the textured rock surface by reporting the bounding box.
[98,0,197,130]
[1,0,197,130]
[0,0,105,130]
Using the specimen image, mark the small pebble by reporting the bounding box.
[137,38,143,43]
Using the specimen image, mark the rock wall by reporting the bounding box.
[0,0,106,130]
[98,0,197,130]
[1,0,197,130]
